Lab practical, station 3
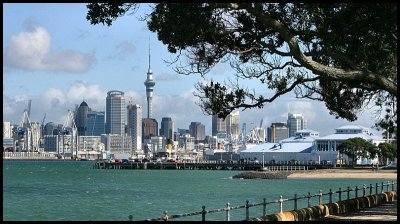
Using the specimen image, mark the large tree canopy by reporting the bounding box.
[337,137,377,166]
[87,3,397,132]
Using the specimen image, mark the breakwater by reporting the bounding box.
[232,171,293,179]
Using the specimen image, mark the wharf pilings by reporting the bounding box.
[93,161,309,171]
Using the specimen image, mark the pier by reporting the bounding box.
[93,161,309,171]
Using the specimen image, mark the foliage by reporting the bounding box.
[337,137,377,166]
[86,3,397,131]
[378,142,397,163]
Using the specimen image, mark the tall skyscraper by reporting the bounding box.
[75,101,90,136]
[226,111,240,140]
[142,118,158,143]
[86,111,105,136]
[267,122,289,143]
[212,115,227,137]
[105,90,125,135]
[144,41,155,118]
[287,113,307,137]
[189,122,206,141]
[127,103,142,151]
[160,117,174,140]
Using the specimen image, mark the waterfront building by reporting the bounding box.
[30,122,41,152]
[177,128,190,137]
[77,135,104,159]
[212,115,227,138]
[3,122,12,138]
[44,135,59,152]
[3,138,14,151]
[86,111,105,136]
[144,41,156,119]
[127,103,142,151]
[267,122,289,143]
[189,122,205,141]
[296,129,319,137]
[75,101,90,136]
[101,134,132,159]
[142,118,158,143]
[105,90,125,135]
[178,134,195,152]
[315,125,384,165]
[78,136,102,151]
[173,131,179,142]
[160,117,174,140]
[3,123,14,151]
[226,111,240,141]
[287,113,307,137]
[150,136,164,154]
[240,125,384,165]
[205,135,218,150]
[52,134,74,156]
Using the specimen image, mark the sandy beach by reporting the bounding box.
[287,169,397,179]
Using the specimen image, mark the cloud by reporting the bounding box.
[3,25,95,73]
[109,41,137,60]
[150,88,212,131]
[156,72,181,82]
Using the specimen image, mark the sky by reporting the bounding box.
[3,3,383,137]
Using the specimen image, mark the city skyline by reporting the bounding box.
[3,3,383,137]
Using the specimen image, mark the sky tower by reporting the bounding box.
[144,39,155,118]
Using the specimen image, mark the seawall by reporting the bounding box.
[250,190,397,221]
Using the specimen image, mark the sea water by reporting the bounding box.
[3,160,395,221]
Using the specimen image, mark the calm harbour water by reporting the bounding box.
[3,160,395,221]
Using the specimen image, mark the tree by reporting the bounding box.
[337,137,377,166]
[86,3,397,131]
[378,142,397,165]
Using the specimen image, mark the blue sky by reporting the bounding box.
[3,3,382,136]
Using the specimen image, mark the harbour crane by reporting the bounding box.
[41,113,46,127]
[27,99,32,118]
[40,113,46,140]
[61,110,78,159]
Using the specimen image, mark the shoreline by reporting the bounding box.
[287,169,397,179]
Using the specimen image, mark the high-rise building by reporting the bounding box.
[105,90,125,135]
[86,111,105,136]
[226,111,240,140]
[144,41,155,118]
[287,113,307,137]
[142,118,158,143]
[75,101,90,136]
[267,122,289,143]
[3,122,12,139]
[127,103,142,151]
[43,122,57,135]
[189,122,205,141]
[160,117,174,140]
[212,115,227,138]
